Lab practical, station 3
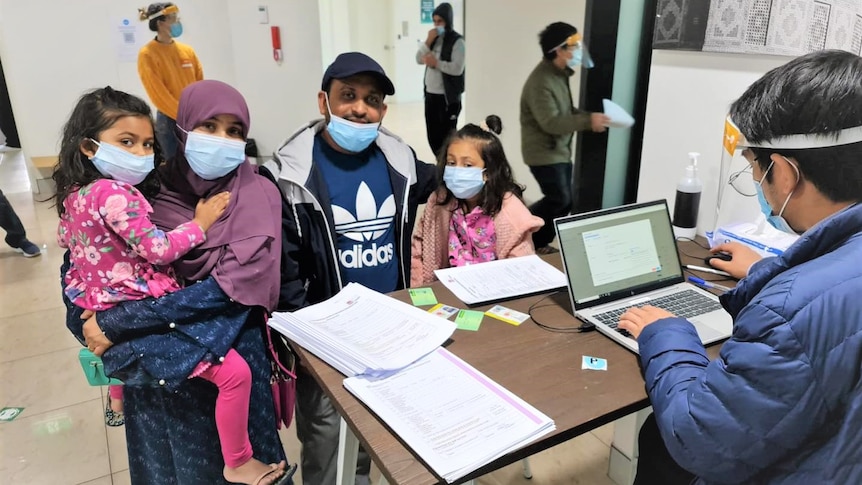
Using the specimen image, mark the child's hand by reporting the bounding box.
[193,192,231,232]
[83,315,114,357]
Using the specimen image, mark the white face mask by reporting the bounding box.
[182,131,247,180]
[88,139,154,185]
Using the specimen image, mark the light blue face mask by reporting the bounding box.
[325,94,381,153]
[88,139,154,185]
[436,25,445,36]
[754,159,799,234]
[567,47,583,68]
[170,21,183,38]
[443,166,485,200]
[182,131,247,180]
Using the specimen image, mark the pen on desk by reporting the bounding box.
[685,264,732,277]
[688,276,732,293]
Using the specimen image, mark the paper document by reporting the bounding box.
[434,255,567,305]
[344,348,555,482]
[268,283,456,377]
[602,99,635,128]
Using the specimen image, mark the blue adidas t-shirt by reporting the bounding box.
[314,135,400,293]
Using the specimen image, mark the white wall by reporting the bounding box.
[464,0,587,204]
[636,50,788,234]
[0,0,322,188]
[225,0,322,158]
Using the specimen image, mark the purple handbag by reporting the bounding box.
[266,324,297,430]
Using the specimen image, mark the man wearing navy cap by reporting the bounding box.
[271,52,436,485]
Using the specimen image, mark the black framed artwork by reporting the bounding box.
[653,0,862,56]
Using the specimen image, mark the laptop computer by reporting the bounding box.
[554,200,732,354]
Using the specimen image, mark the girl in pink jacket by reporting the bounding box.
[411,115,544,287]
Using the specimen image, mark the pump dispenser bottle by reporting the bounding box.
[672,152,702,240]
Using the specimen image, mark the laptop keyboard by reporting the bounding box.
[593,290,723,337]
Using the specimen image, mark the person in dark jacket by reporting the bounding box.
[520,22,609,253]
[620,49,862,485]
[416,2,465,156]
[269,52,437,485]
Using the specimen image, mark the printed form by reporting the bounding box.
[269,283,455,377]
[434,255,567,305]
[344,348,555,482]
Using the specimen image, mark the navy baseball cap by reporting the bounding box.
[321,52,395,96]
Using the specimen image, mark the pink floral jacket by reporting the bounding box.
[58,179,205,310]
[410,190,544,287]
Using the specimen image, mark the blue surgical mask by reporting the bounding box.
[170,21,183,38]
[182,131,247,180]
[754,159,798,234]
[325,94,380,153]
[567,47,583,68]
[436,25,445,36]
[88,139,154,185]
[443,166,485,200]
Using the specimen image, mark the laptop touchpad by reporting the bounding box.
[692,322,725,343]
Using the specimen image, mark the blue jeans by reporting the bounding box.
[528,163,573,248]
[155,111,179,160]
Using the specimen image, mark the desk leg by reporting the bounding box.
[337,417,359,485]
[607,407,651,485]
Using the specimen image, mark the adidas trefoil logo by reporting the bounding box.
[332,182,396,268]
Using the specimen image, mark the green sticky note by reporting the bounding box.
[409,287,438,306]
[454,310,483,331]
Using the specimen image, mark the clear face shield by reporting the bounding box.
[552,33,594,69]
[713,116,862,241]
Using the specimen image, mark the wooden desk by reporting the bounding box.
[291,240,728,485]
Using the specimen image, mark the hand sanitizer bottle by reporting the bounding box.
[672,152,702,240]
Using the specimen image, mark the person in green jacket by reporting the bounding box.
[520,22,609,253]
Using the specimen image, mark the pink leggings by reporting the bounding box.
[196,348,254,468]
[108,349,253,468]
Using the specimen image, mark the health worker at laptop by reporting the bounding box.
[620,50,862,485]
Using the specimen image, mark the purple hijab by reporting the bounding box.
[152,80,282,311]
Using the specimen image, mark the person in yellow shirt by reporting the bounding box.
[137,3,203,159]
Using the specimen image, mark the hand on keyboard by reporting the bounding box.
[617,305,676,339]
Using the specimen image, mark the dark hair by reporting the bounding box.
[730,50,862,203]
[139,2,174,32]
[436,115,524,216]
[539,22,577,61]
[53,87,160,216]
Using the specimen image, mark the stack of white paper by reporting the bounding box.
[268,283,456,377]
[434,255,567,305]
[344,348,556,483]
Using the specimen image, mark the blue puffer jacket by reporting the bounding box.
[638,203,862,485]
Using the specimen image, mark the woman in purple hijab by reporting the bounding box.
[68,80,293,484]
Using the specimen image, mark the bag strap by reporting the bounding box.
[264,315,297,380]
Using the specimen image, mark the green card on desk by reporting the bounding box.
[409,288,438,306]
[455,310,483,331]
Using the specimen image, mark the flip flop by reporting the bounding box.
[252,462,297,485]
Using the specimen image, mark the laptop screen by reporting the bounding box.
[555,201,684,309]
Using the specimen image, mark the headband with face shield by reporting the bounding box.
[549,33,594,69]
[714,116,862,235]
[145,4,179,21]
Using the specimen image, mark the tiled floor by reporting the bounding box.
[0,103,613,484]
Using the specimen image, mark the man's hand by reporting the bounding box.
[83,314,114,357]
[591,113,611,133]
[710,242,762,280]
[618,305,675,339]
[423,53,438,68]
[425,27,439,47]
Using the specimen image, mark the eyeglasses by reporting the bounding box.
[728,164,756,197]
